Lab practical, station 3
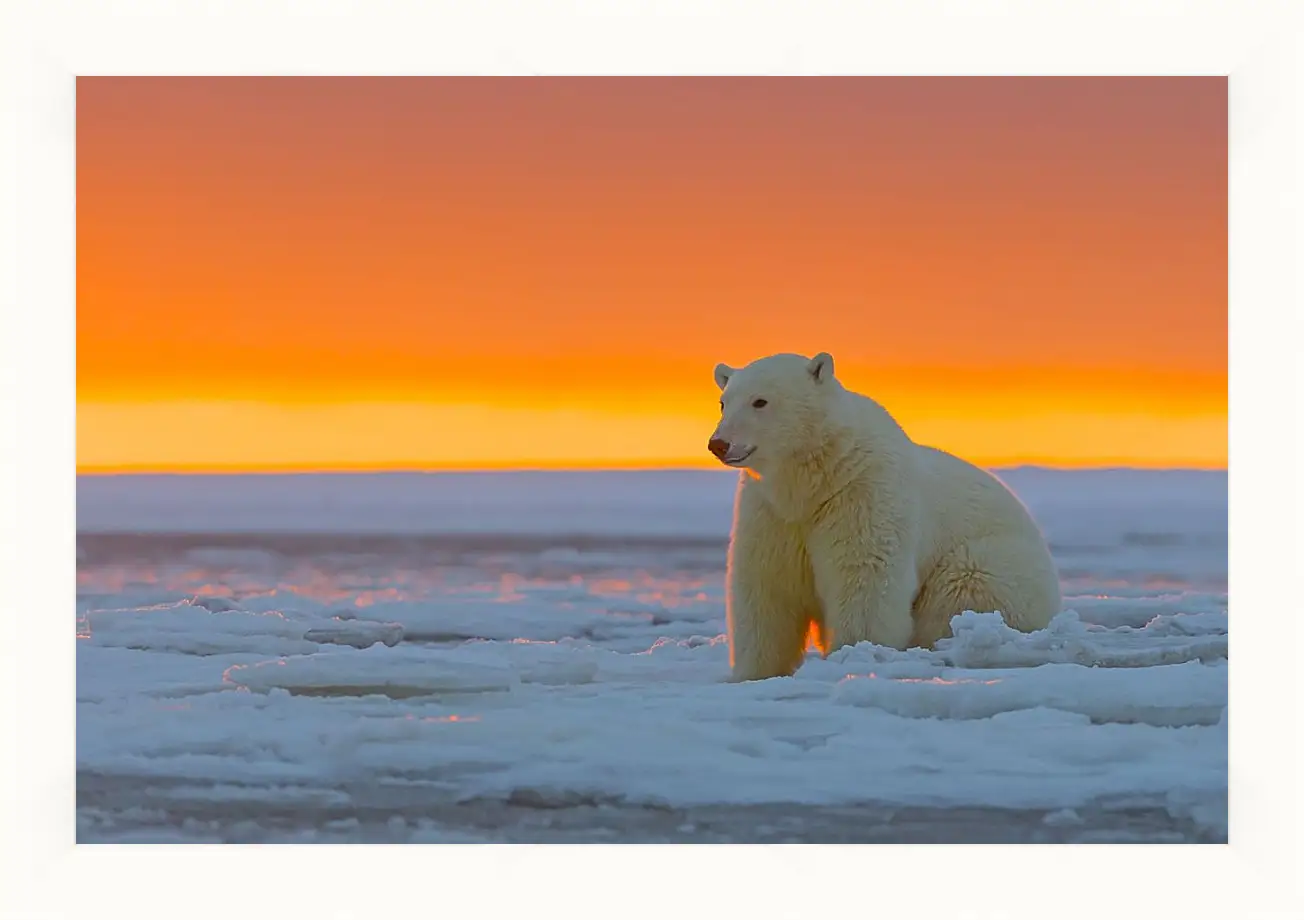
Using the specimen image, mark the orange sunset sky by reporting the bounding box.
[77,77,1227,472]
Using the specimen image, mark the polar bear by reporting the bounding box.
[709,352,1061,681]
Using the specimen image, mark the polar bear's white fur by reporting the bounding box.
[709,352,1060,681]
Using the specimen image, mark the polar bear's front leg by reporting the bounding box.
[726,482,818,681]
[807,504,918,652]
[813,556,916,652]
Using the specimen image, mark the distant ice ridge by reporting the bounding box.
[75,468,1226,546]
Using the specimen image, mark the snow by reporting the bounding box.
[76,468,1227,842]
[82,600,404,656]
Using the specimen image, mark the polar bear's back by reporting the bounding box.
[832,389,1047,557]
[912,444,1048,560]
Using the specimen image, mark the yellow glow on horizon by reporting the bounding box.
[76,399,1228,473]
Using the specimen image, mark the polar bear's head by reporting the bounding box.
[708,352,838,471]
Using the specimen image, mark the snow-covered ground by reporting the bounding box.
[76,468,1227,842]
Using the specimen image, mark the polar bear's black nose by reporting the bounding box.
[708,438,731,460]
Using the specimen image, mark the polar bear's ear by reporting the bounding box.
[808,352,834,383]
[713,363,734,390]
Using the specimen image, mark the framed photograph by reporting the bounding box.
[74,75,1229,845]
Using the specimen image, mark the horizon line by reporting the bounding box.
[76,461,1230,477]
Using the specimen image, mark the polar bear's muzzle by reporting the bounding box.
[708,438,755,466]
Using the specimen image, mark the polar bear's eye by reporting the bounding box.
[752,398,768,409]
